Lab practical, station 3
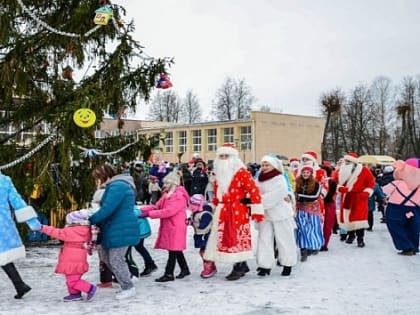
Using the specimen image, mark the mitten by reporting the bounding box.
[26,217,42,231]
[251,214,264,222]
[338,186,348,194]
[240,197,251,205]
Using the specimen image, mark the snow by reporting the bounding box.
[1,215,420,315]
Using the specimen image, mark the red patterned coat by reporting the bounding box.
[203,168,263,263]
[337,165,375,231]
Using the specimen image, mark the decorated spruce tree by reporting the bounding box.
[0,0,172,227]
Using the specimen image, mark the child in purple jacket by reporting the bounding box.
[38,210,97,302]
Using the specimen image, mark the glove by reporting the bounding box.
[338,186,348,194]
[140,212,149,218]
[240,197,251,205]
[27,218,42,231]
[251,214,264,222]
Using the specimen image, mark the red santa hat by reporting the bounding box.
[216,143,238,157]
[344,152,359,164]
[301,165,314,174]
[289,157,299,163]
[301,151,318,163]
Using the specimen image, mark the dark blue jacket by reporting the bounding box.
[89,174,140,249]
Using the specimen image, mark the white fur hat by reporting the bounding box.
[216,143,238,157]
[261,155,283,173]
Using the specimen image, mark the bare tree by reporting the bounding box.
[180,89,202,124]
[320,88,345,161]
[370,76,395,154]
[234,78,254,119]
[395,76,420,158]
[147,90,182,122]
[259,105,271,112]
[212,77,254,120]
[343,84,384,155]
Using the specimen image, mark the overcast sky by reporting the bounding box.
[117,0,420,118]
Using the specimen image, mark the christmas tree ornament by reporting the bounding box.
[94,4,113,25]
[73,108,96,128]
[156,73,173,89]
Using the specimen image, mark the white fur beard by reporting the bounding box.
[338,163,353,185]
[214,158,241,195]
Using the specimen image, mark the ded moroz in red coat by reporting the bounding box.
[204,168,263,263]
[338,164,375,231]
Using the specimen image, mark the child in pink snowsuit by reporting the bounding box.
[39,210,97,302]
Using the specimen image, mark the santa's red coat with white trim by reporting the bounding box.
[337,164,375,231]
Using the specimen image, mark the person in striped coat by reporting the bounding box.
[294,165,324,262]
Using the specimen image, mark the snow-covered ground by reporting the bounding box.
[1,214,420,315]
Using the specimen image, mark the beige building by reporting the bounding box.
[99,111,325,165]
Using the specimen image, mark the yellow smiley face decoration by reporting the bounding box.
[73,108,96,128]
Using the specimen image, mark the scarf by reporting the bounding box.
[258,168,281,182]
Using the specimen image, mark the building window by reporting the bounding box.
[240,125,252,150]
[109,129,119,137]
[178,130,187,153]
[94,130,106,139]
[223,127,234,144]
[207,128,217,151]
[192,129,202,152]
[165,132,173,153]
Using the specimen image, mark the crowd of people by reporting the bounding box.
[1,145,419,302]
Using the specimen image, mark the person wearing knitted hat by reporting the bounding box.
[140,171,191,282]
[295,165,324,261]
[382,159,420,255]
[255,155,297,276]
[33,210,97,302]
[337,152,375,247]
[203,143,264,281]
[186,194,216,278]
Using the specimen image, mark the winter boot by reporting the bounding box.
[346,231,355,244]
[155,274,175,282]
[176,253,191,279]
[238,261,250,274]
[140,262,158,277]
[86,285,97,302]
[281,266,292,276]
[340,233,347,241]
[2,263,32,299]
[176,269,191,279]
[257,268,271,276]
[63,293,82,302]
[201,261,217,278]
[356,229,365,247]
[300,249,308,262]
[357,238,365,248]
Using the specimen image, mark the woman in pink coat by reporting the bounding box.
[39,211,97,302]
[141,171,190,282]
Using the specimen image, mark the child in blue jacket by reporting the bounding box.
[187,194,216,278]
